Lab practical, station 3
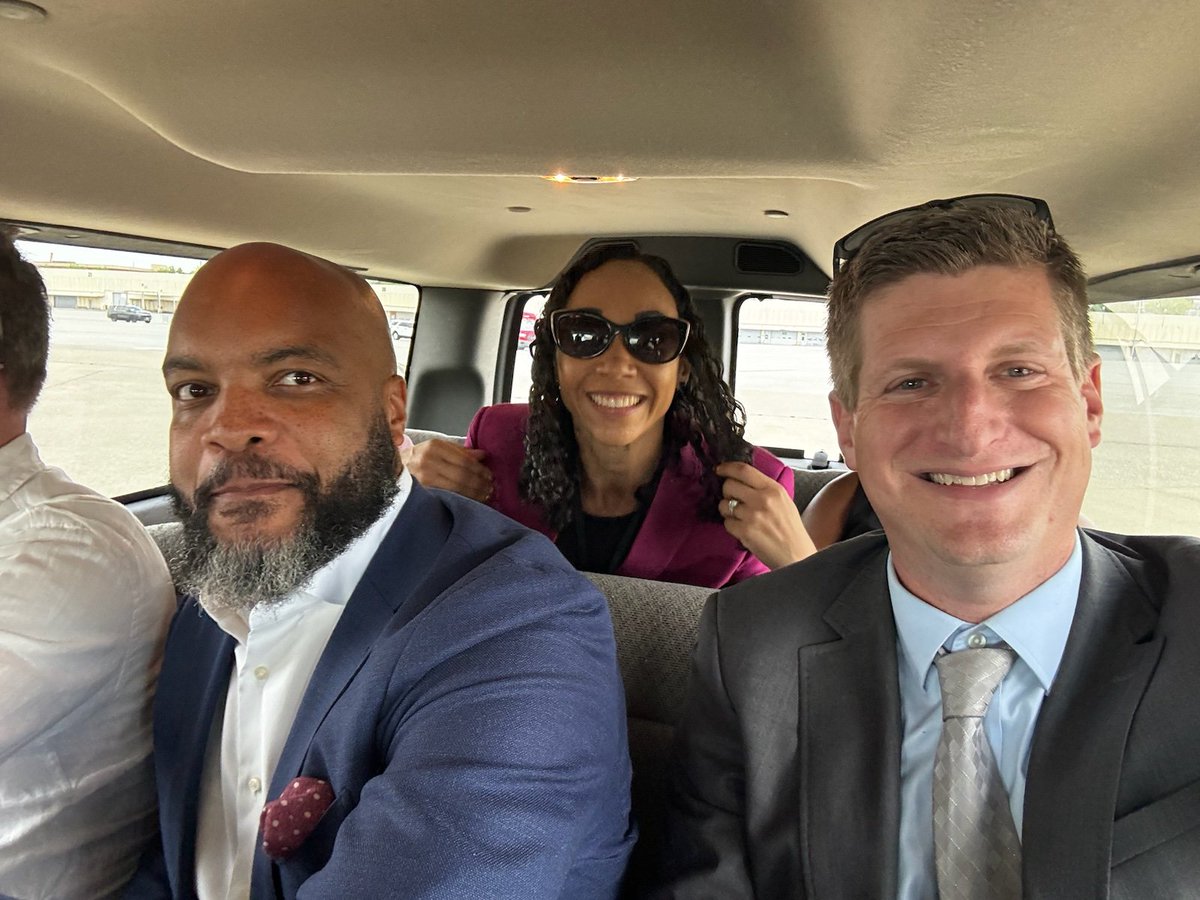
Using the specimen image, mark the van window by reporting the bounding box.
[373,280,420,377]
[20,241,199,498]
[510,294,546,405]
[1087,297,1200,533]
[18,240,418,498]
[733,296,840,461]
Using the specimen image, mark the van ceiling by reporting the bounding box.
[1,0,1197,292]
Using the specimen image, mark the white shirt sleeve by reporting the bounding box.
[0,468,176,900]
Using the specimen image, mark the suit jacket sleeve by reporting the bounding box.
[122,838,171,898]
[656,594,755,897]
[294,552,631,899]
[463,403,554,535]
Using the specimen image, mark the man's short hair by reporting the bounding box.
[0,233,51,411]
[826,205,1092,408]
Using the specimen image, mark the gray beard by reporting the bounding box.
[163,414,400,615]
[158,524,340,616]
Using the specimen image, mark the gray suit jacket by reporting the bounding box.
[658,530,1200,899]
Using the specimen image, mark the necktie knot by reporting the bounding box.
[935,647,1014,719]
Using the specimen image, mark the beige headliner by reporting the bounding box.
[1,0,1198,288]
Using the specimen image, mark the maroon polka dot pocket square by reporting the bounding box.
[259,776,334,860]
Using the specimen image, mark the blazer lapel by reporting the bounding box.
[1022,532,1162,899]
[157,604,236,899]
[252,482,455,893]
[797,557,902,898]
[620,450,704,581]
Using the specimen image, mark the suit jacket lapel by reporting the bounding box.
[798,555,902,898]
[620,449,703,581]
[251,482,456,895]
[1022,532,1162,898]
[157,604,236,899]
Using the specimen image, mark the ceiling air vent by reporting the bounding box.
[591,240,640,256]
[735,242,804,276]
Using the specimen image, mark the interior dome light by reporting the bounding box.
[540,173,638,184]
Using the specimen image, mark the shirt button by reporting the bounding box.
[254,666,269,680]
[248,777,262,794]
[967,632,988,649]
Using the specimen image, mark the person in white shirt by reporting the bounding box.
[0,232,176,899]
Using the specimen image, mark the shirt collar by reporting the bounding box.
[207,468,413,641]
[0,432,42,504]
[303,467,412,607]
[888,532,1082,693]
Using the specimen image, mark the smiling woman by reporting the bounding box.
[409,244,820,586]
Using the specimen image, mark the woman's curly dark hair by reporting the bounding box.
[518,243,752,531]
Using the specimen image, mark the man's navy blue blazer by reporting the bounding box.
[127,481,635,899]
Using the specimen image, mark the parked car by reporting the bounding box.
[106,304,152,323]
[390,318,414,341]
[517,310,537,349]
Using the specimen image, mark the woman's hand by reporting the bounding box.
[407,438,494,503]
[715,461,818,569]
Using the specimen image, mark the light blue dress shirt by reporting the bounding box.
[890,534,1082,899]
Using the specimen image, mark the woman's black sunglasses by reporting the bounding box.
[549,310,691,364]
[832,193,1055,274]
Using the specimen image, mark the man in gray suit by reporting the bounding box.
[659,197,1200,898]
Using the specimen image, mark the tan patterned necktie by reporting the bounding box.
[933,647,1022,899]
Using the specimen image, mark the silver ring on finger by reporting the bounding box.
[727,498,739,517]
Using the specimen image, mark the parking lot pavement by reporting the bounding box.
[31,339,172,497]
[50,307,171,352]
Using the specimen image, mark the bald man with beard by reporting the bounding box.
[127,244,633,900]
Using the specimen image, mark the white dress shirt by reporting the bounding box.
[889,536,1082,899]
[0,433,175,900]
[194,469,412,900]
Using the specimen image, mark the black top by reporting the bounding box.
[554,467,664,574]
[556,507,647,574]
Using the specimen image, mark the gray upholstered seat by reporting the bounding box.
[586,572,711,896]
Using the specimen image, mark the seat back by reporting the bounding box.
[791,465,841,511]
[585,572,710,896]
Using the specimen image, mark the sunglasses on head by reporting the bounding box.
[832,193,1055,274]
[549,309,691,364]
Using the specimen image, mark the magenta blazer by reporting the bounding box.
[465,403,795,588]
